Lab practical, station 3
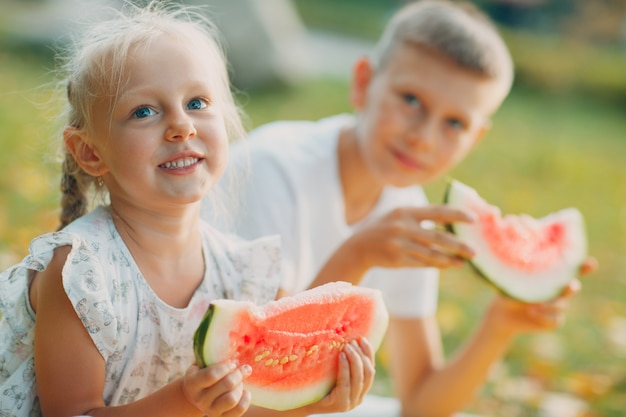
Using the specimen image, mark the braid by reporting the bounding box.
[57,151,91,231]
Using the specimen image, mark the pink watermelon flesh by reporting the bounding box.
[193,282,389,411]
[444,180,587,302]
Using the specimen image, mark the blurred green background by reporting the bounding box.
[1,1,625,416]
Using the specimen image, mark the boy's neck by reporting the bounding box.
[337,126,384,225]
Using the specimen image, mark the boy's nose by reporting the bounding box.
[406,119,437,150]
[165,115,197,142]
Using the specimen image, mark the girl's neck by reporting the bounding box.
[108,202,201,253]
[108,202,205,308]
[338,125,384,225]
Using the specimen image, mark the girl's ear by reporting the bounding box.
[349,56,374,110]
[64,127,107,177]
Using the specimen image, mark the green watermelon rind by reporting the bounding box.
[443,179,586,303]
[193,304,215,368]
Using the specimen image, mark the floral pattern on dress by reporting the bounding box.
[0,206,281,416]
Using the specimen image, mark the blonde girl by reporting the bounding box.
[0,2,374,417]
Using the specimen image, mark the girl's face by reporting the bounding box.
[87,33,229,211]
[350,43,507,188]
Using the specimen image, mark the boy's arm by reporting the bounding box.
[387,280,583,417]
[386,312,515,417]
[309,205,475,290]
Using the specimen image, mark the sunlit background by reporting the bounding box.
[1,1,625,416]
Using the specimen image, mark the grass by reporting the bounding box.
[2,12,626,417]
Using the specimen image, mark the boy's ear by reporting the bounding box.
[350,56,374,109]
[64,126,107,177]
[474,119,493,144]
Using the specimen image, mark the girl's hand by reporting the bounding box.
[487,257,597,336]
[307,338,376,414]
[344,205,475,271]
[182,361,252,417]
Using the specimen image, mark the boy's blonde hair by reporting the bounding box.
[57,1,243,230]
[371,0,514,90]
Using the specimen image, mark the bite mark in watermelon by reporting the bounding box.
[444,180,587,303]
[193,282,389,411]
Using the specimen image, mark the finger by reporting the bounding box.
[344,342,365,405]
[559,279,581,298]
[410,228,475,259]
[579,257,598,276]
[200,361,239,385]
[403,241,468,269]
[356,337,374,363]
[326,351,351,411]
[183,361,237,406]
[198,365,250,413]
[410,205,476,224]
[526,306,561,328]
[353,339,375,403]
[221,390,252,417]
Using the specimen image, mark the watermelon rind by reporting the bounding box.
[444,180,587,303]
[193,282,389,411]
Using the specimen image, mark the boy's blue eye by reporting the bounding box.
[447,119,465,131]
[403,94,421,108]
[187,98,207,110]
[132,106,156,119]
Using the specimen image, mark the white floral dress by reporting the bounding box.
[0,206,281,417]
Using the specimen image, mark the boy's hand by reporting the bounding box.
[305,338,375,414]
[182,361,252,417]
[487,257,597,336]
[345,205,475,270]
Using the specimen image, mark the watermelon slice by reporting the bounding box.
[193,282,389,411]
[444,180,587,303]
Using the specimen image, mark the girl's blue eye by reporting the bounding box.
[133,106,156,119]
[187,98,207,110]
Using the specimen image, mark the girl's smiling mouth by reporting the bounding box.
[159,156,201,169]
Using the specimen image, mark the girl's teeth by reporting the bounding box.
[162,157,199,169]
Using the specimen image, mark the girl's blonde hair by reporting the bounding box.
[57,0,244,230]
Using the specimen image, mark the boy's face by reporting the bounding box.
[350,43,508,188]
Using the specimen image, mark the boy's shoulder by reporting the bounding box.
[232,114,353,165]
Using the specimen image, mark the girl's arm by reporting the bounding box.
[32,247,248,417]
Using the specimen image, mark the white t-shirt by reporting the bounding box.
[0,206,281,417]
[203,114,438,318]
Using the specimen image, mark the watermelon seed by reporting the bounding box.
[254,355,263,362]
[279,357,289,365]
[264,358,274,366]
[289,354,298,362]
[272,359,279,366]
[306,345,319,355]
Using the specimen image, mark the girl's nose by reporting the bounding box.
[165,114,197,142]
